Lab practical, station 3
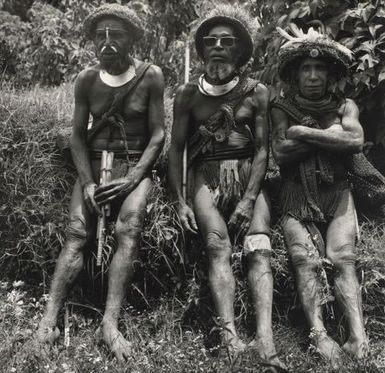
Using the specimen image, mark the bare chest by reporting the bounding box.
[88,78,149,120]
[191,94,255,128]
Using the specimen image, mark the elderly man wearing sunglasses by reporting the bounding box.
[168,5,286,371]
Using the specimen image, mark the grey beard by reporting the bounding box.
[99,53,131,74]
[205,61,237,82]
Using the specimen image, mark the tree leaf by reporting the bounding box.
[379,68,385,83]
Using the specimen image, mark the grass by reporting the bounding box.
[1,82,385,372]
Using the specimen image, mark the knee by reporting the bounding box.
[328,244,357,269]
[206,231,231,262]
[289,243,320,270]
[115,210,144,240]
[65,216,88,248]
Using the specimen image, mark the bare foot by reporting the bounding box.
[248,337,288,372]
[342,338,369,359]
[221,330,246,356]
[97,321,132,363]
[228,337,247,355]
[37,318,60,344]
[310,330,343,371]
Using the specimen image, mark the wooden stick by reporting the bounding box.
[182,40,190,200]
[64,302,70,347]
[104,151,114,218]
[96,151,108,266]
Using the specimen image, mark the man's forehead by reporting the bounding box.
[208,24,235,36]
[299,58,327,68]
[95,17,127,30]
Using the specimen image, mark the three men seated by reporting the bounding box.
[37,3,371,370]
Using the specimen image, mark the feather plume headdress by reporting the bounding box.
[276,23,354,82]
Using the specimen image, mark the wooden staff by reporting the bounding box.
[96,150,114,266]
[182,40,190,199]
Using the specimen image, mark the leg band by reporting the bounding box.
[243,234,271,257]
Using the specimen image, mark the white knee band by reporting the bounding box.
[243,234,271,256]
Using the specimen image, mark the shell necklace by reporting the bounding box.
[198,74,239,96]
[99,65,136,87]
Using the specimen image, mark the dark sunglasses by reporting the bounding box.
[202,36,238,47]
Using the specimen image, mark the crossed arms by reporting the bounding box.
[271,98,364,166]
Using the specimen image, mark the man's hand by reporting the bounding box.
[286,125,306,140]
[228,197,254,235]
[83,182,102,215]
[94,175,137,206]
[177,203,198,234]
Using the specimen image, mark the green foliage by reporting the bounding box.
[251,0,385,100]
[0,0,198,87]
[0,1,95,86]
[1,278,385,372]
[2,0,385,101]
[0,83,75,280]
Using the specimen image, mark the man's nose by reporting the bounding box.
[309,68,318,80]
[104,28,112,45]
[214,38,223,48]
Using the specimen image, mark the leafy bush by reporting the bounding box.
[0,83,75,280]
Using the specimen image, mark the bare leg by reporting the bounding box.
[99,177,151,362]
[246,190,286,370]
[37,180,90,343]
[193,174,245,354]
[326,190,368,359]
[283,216,343,369]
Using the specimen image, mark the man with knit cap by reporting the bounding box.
[169,5,286,370]
[37,4,165,361]
[271,24,368,369]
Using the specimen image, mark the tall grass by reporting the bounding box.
[1,82,385,372]
[0,83,74,282]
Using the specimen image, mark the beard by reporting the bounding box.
[98,46,131,74]
[204,60,237,82]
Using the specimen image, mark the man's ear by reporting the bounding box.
[327,75,338,92]
[328,73,337,86]
[288,70,300,91]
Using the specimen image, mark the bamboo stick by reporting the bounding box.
[182,41,190,200]
[96,150,108,266]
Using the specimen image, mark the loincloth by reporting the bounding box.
[279,177,349,224]
[281,187,360,257]
[193,158,252,218]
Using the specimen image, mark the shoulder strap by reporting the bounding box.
[102,61,152,117]
[87,62,152,143]
[271,98,306,124]
[187,77,259,166]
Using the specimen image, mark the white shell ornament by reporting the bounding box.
[310,48,320,58]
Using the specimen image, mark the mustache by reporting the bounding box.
[101,45,118,53]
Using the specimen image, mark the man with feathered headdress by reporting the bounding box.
[270,24,368,368]
[37,3,165,361]
[169,4,286,370]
